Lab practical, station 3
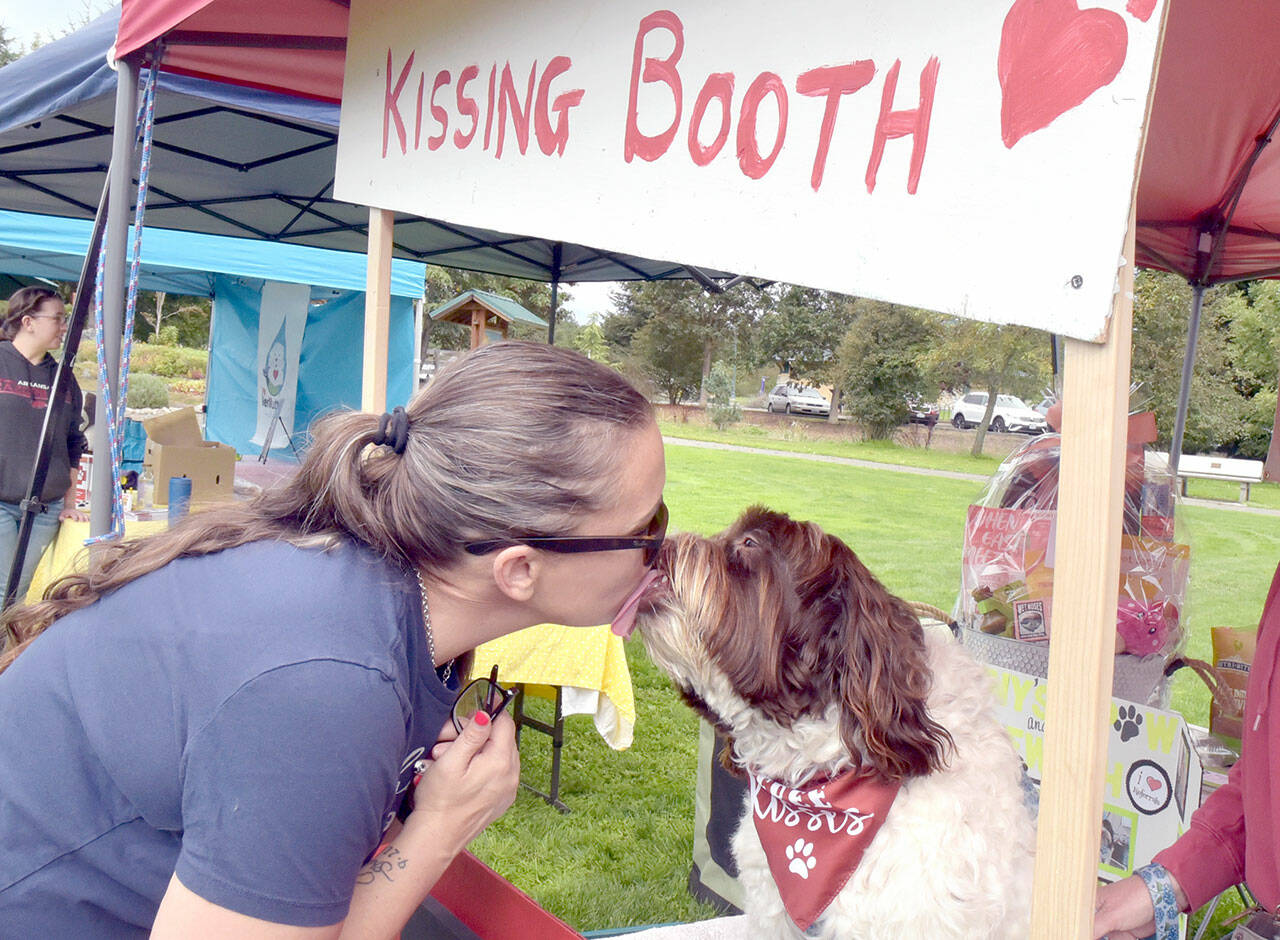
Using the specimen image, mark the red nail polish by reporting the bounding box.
[474,711,490,727]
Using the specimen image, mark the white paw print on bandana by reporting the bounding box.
[785,838,817,879]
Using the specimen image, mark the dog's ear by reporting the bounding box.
[817,536,953,780]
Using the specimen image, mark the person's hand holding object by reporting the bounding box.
[406,709,520,856]
[1092,871,1187,940]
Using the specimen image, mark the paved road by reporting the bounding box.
[663,436,1280,518]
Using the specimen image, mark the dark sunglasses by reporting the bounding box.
[463,501,668,569]
[451,664,516,733]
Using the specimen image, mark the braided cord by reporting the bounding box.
[87,58,159,544]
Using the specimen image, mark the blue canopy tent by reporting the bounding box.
[0,208,425,457]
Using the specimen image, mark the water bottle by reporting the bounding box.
[138,467,155,511]
[168,476,192,526]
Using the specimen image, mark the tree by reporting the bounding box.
[0,24,22,66]
[1225,280,1280,396]
[705,361,742,429]
[756,287,857,422]
[1218,280,1280,457]
[619,283,705,404]
[608,280,761,405]
[571,315,616,365]
[836,301,936,439]
[926,318,1048,457]
[130,291,212,347]
[1129,270,1244,454]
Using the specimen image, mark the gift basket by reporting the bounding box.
[956,405,1191,706]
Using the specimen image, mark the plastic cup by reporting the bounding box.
[168,476,192,526]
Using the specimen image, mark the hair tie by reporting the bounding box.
[374,406,411,455]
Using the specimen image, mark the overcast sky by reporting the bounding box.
[3,1,620,322]
[4,0,104,49]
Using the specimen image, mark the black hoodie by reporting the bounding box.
[0,340,87,506]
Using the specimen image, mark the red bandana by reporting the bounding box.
[748,768,902,931]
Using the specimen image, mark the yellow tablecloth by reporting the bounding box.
[473,623,636,750]
[25,518,169,603]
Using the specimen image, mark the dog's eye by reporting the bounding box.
[742,537,757,549]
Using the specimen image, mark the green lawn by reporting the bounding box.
[470,441,1280,935]
[659,416,1280,510]
[659,416,1008,476]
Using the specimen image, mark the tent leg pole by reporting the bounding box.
[362,207,394,413]
[548,242,562,345]
[1169,283,1205,479]
[89,55,139,539]
[412,298,424,390]
[1029,210,1134,938]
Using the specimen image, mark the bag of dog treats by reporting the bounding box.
[1210,626,1256,752]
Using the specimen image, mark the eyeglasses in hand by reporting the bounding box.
[451,664,515,733]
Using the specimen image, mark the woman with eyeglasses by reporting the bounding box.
[0,341,667,939]
[0,286,89,604]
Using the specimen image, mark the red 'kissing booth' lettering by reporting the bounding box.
[377,12,940,196]
[625,10,940,193]
[382,49,584,160]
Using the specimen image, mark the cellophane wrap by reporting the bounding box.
[956,433,1190,706]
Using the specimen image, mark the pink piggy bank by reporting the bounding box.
[1116,598,1171,655]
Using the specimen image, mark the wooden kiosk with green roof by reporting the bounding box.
[429,289,546,350]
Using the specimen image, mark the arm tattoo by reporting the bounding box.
[356,845,410,885]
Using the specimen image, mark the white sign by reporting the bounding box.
[336,0,1164,341]
[251,281,310,449]
[988,665,1201,883]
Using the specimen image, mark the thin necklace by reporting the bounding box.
[415,570,453,685]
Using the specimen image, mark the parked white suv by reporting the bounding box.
[951,392,1048,434]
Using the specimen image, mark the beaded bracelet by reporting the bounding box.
[1135,863,1180,940]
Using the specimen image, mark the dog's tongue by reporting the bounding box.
[610,569,666,638]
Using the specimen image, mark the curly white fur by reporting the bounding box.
[642,612,1035,938]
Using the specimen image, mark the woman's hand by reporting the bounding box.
[1092,875,1156,940]
[405,709,519,855]
[338,711,519,939]
[58,505,88,522]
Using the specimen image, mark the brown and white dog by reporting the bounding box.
[634,508,1034,939]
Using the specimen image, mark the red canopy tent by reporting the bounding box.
[1135,3,1280,286]
[113,0,348,103]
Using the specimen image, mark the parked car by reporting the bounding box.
[950,392,1048,434]
[766,385,831,417]
[905,396,939,425]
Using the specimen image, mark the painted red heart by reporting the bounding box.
[998,0,1129,148]
[1126,0,1156,23]
[1146,776,1162,791]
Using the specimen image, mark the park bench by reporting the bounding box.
[1148,452,1264,504]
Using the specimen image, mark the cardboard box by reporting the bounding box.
[142,408,237,505]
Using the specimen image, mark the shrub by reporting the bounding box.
[126,373,170,409]
[130,343,208,379]
[705,362,742,430]
[156,325,180,346]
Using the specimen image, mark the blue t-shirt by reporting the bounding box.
[0,539,454,936]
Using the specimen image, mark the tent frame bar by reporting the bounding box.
[164,31,346,52]
[88,53,141,537]
[2,177,110,613]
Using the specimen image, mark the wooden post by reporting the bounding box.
[471,308,484,349]
[1029,208,1135,937]
[362,207,394,413]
